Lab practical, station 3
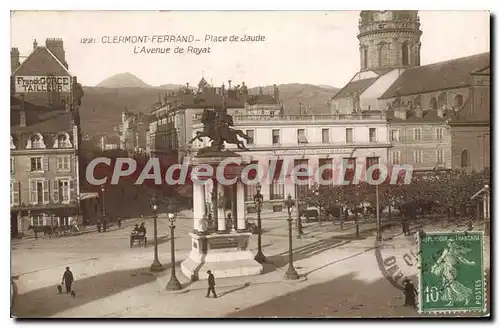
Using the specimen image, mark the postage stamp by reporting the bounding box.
[417,231,486,313]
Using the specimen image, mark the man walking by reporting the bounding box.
[62,267,74,294]
[403,277,417,308]
[206,270,217,298]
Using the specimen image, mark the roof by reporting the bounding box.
[247,94,277,105]
[11,95,74,133]
[332,77,379,100]
[387,109,448,123]
[380,52,490,99]
[13,46,71,76]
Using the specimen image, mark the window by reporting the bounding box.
[272,129,280,145]
[413,150,423,164]
[413,128,422,141]
[57,156,71,172]
[28,134,45,149]
[319,158,333,182]
[244,184,258,202]
[322,128,330,143]
[270,181,284,200]
[369,128,377,143]
[30,157,43,172]
[390,151,401,165]
[390,129,400,142]
[461,150,470,168]
[297,129,308,144]
[10,180,19,206]
[54,133,72,148]
[366,157,380,181]
[29,179,49,204]
[436,149,444,163]
[294,159,309,197]
[378,42,390,67]
[10,157,15,174]
[362,48,368,69]
[436,128,444,141]
[53,179,71,203]
[343,157,356,183]
[402,42,409,65]
[345,128,353,143]
[31,215,44,227]
[430,98,438,110]
[246,130,255,145]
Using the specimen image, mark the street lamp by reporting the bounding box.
[284,194,299,280]
[294,184,304,239]
[150,194,163,272]
[100,186,105,216]
[166,212,182,290]
[254,183,266,263]
[370,153,381,241]
[314,188,322,226]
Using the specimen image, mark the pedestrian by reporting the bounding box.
[206,270,217,298]
[103,220,107,232]
[403,277,417,308]
[97,220,102,233]
[61,267,74,294]
[117,218,122,229]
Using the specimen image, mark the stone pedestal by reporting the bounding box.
[181,150,262,280]
[181,231,263,281]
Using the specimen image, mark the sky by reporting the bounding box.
[10,10,490,89]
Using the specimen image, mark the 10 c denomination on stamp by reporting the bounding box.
[417,231,486,314]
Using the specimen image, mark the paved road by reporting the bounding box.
[11,216,488,318]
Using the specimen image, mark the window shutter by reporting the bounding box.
[70,178,75,202]
[53,179,59,203]
[13,181,20,205]
[43,156,49,171]
[30,179,37,204]
[43,180,49,204]
[26,160,32,172]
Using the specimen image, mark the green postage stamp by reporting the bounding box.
[418,231,486,313]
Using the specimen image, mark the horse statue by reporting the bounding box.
[189,108,250,151]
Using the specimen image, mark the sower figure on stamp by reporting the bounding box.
[403,277,418,307]
[62,266,74,294]
[206,270,217,298]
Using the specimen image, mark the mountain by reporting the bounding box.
[96,72,152,88]
[249,84,340,115]
[78,83,340,136]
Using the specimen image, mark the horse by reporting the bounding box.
[27,225,54,239]
[189,109,216,144]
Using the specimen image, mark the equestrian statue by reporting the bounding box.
[189,99,250,153]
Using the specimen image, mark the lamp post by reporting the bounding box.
[150,194,163,272]
[254,183,266,263]
[100,186,105,216]
[284,194,299,280]
[166,212,182,290]
[370,153,381,241]
[314,188,322,226]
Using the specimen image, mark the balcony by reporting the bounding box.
[192,113,387,125]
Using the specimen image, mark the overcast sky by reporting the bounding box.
[10,10,490,88]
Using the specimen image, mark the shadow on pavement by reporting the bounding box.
[262,229,375,274]
[226,270,491,318]
[218,282,251,298]
[12,264,176,318]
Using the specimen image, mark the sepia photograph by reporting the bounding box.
[9,9,491,319]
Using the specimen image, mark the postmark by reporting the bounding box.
[417,231,486,313]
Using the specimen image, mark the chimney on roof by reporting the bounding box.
[228,80,232,90]
[33,39,38,50]
[11,48,20,73]
[45,38,67,68]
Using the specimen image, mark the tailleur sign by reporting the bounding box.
[15,76,72,93]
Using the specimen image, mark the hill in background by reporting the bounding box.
[80,74,339,136]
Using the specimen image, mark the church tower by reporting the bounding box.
[358,10,422,71]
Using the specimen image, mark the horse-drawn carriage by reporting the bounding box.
[130,231,147,247]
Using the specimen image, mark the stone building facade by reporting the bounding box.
[10,38,84,236]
